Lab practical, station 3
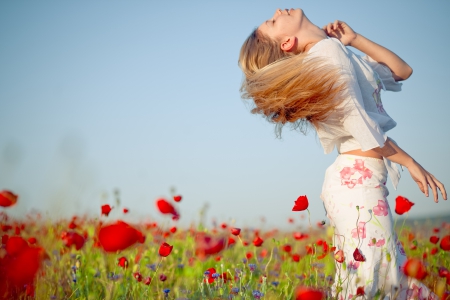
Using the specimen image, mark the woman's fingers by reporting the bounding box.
[431,174,447,200]
[426,174,438,203]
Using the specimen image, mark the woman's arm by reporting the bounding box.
[372,138,447,202]
[323,20,413,81]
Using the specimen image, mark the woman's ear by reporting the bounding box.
[280,36,296,52]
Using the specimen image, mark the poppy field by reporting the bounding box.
[1,190,450,299]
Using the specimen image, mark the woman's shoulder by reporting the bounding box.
[308,37,351,67]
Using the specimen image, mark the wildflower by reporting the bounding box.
[123,208,129,213]
[293,232,309,240]
[117,256,128,268]
[248,264,257,272]
[61,231,85,250]
[173,195,182,202]
[163,288,170,294]
[230,227,241,236]
[403,258,427,280]
[212,273,220,278]
[98,221,145,252]
[133,272,142,282]
[0,190,18,207]
[159,242,173,257]
[431,247,438,255]
[170,226,177,233]
[440,235,450,251]
[204,268,216,284]
[395,196,414,215]
[334,250,345,263]
[271,281,279,287]
[159,274,167,281]
[356,286,365,296]
[353,248,365,262]
[156,198,179,219]
[231,287,240,294]
[253,236,263,247]
[195,233,225,258]
[295,286,325,300]
[430,236,439,244]
[252,290,263,299]
[292,195,309,211]
[282,244,292,253]
[292,254,301,262]
[143,277,152,285]
[228,237,236,246]
[101,204,112,216]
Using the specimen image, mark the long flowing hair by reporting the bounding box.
[239,29,346,137]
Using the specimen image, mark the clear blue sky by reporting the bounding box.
[1,1,449,229]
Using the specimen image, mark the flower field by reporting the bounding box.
[0,191,449,300]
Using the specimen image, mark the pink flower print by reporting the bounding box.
[340,167,356,180]
[406,284,427,300]
[340,160,373,189]
[368,237,384,247]
[351,222,366,239]
[347,260,360,270]
[373,200,388,216]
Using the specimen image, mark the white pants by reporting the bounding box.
[321,155,437,300]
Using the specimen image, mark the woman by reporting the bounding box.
[239,8,446,299]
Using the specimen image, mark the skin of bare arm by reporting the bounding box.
[322,20,413,81]
[324,20,446,202]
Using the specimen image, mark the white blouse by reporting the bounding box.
[307,38,403,188]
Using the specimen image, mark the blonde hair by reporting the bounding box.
[239,29,346,137]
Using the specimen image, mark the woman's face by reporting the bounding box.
[258,8,305,42]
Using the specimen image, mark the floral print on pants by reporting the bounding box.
[321,155,437,300]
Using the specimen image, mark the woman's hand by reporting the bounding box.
[406,160,447,203]
[322,20,358,47]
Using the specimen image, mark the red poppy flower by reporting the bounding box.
[282,244,292,253]
[431,247,438,255]
[292,195,309,211]
[253,236,264,247]
[295,287,325,300]
[246,251,253,259]
[173,195,182,202]
[440,235,450,251]
[3,246,47,287]
[156,198,179,218]
[6,236,28,255]
[220,223,227,229]
[0,190,18,207]
[356,286,365,296]
[68,220,77,229]
[133,272,142,282]
[430,236,439,244]
[292,254,301,262]
[195,233,225,258]
[220,272,229,283]
[118,256,128,268]
[123,208,129,214]
[403,258,427,280]
[27,237,37,245]
[204,267,216,284]
[353,248,365,262]
[293,232,309,240]
[61,231,85,250]
[101,204,112,216]
[143,277,152,285]
[334,250,345,263]
[98,221,144,252]
[438,267,449,278]
[159,274,167,281]
[228,237,236,246]
[170,226,177,233]
[230,227,241,236]
[395,196,414,215]
[159,242,173,257]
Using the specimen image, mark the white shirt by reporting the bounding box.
[308,38,403,188]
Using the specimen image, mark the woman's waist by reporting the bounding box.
[341,149,383,160]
